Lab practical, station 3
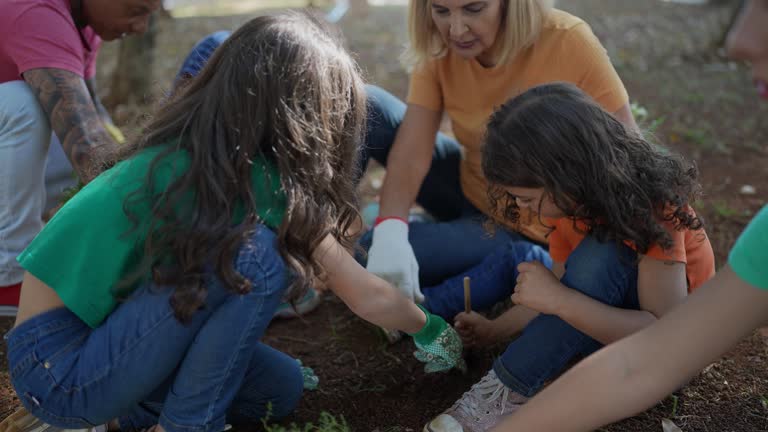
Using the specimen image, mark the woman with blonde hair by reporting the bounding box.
[360,0,637,309]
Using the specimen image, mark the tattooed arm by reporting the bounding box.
[23,68,118,183]
[85,77,116,128]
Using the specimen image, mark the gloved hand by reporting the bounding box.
[366,218,424,303]
[409,306,466,373]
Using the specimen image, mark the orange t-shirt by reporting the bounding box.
[547,214,716,292]
[407,9,629,243]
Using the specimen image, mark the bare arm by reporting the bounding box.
[556,257,688,345]
[378,104,442,219]
[23,68,118,182]
[494,266,768,432]
[313,234,426,333]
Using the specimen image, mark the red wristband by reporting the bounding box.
[374,216,408,227]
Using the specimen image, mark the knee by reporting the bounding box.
[561,237,637,303]
[364,84,403,141]
[507,241,552,270]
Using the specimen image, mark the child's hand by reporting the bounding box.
[410,307,467,373]
[512,261,573,316]
[454,311,499,348]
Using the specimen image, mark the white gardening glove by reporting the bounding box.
[366,218,424,303]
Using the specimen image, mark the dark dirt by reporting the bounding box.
[2,1,767,431]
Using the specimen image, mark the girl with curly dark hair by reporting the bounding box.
[422,82,715,431]
[2,12,463,432]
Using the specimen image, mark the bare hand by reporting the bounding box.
[511,261,572,316]
[454,311,499,348]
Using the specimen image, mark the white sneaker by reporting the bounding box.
[423,370,528,432]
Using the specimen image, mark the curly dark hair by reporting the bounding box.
[110,12,366,321]
[483,82,703,255]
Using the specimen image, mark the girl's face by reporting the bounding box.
[726,0,768,100]
[503,186,565,219]
[430,0,504,65]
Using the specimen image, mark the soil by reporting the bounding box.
[2,1,767,431]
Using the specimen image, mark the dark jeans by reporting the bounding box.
[492,236,641,397]
[421,240,552,320]
[358,85,525,286]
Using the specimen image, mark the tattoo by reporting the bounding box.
[85,77,113,123]
[23,68,117,183]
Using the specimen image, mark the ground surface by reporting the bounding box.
[2,1,767,431]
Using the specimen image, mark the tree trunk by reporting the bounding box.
[105,14,158,108]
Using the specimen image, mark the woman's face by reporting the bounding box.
[726,0,768,100]
[502,186,565,219]
[430,0,504,65]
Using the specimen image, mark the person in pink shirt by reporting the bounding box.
[0,0,160,315]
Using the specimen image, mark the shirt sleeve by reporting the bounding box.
[406,60,443,112]
[547,219,572,264]
[563,22,629,114]
[84,30,102,80]
[8,5,87,77]
[729,206,768,290]
[644,228,687,263]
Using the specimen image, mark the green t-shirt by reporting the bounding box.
[729,205,768,290]
[17,144,286,328]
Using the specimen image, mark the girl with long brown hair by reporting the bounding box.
[3,13,462,432]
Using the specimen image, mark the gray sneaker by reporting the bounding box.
[423,370,528,432]
[0,408,106,432]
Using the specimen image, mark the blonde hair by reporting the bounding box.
[402,0,554,68]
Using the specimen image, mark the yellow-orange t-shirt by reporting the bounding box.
[547,214,716,292]
[407,9,629,243]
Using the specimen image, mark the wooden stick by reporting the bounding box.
[463,276,472,314]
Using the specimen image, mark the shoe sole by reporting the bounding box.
[0,306,18,317]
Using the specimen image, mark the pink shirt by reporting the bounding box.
[0,0,102,84]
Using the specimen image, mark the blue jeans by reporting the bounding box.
[5,226,303,432]
[421,241,552,320]
[357,85,523,286]
[492,236,641,397]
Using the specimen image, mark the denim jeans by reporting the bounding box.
[5,226,303,432]
[492,235,641,397]
[421,240,552,320]
[0,81,51,287]
[357,85,522,286]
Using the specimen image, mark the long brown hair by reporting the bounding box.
[114,12,366,321]
[483,82,702,254]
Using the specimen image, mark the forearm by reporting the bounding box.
[314,234,426,333]
[495,268,768,432]
[24,68,118,182]
[378,105,441,219]
[558,290,657,345]
[378,148,432,219]
[349,277,427,333]
[86,77,116,126]
[492,305,539,340]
